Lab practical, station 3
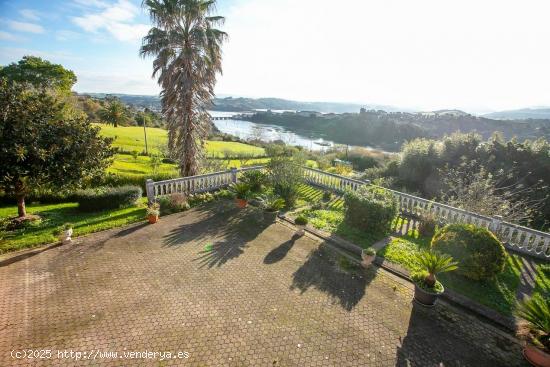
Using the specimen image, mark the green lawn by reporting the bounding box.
[108,154,178,176]
[0,200,147,254]
[94,123,265,157]
[377,233,524,316]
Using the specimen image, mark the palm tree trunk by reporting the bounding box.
[425,273,436,287]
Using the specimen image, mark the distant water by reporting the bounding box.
[210,111,335,151]
[209,111,392,154]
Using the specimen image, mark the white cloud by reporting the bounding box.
[215,0,550,112]
[5,20,44,34]
[0,31,26,42]
[19,9,40,21]
[56,30,81,41]
[72,0,149,42]
[0,47,82,64]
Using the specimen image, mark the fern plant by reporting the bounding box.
[230,182,251,200]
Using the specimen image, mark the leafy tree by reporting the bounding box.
[100,97,128,127]
[0,56,77,94]
[140,0,227,176]
[0,80,114,218]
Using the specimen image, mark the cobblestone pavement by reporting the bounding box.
[0,202,527,366]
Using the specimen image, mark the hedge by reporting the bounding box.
[75,185,142,212]
[343,185,397,234]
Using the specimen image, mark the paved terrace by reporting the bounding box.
[0,202,527,366]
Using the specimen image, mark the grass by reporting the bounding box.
[95,123,265,157]
[108,154,178,176]
[0,199,147,254]
[532,262,550,301]
[377,232,524,316]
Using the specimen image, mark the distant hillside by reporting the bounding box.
[483,108,550,120]
[81,93,404,114]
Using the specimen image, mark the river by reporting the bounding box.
[210,111,391,153]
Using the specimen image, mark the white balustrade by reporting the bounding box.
[147,165,550,259]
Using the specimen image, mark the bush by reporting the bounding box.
[343,185,397,234]
[75,185,142,212]
[240,170,268,192]
[158,193,189,215]
[267,152,304,207]
[431,224,507,280]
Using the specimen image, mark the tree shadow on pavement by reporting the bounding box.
[290,243,375,311]
[263,234,300,264]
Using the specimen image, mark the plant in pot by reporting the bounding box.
[418,208,437,238]
[54,223,73,245]
[257,194,285,222]
[361,247,376,267]
[147,203,160,224]
[411,251,458,306]
[230,182,251,208]
[515,294,550,367]
[294,215,308,236]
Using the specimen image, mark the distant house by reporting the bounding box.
[296,110,322,117]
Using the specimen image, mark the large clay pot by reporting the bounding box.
[236,198,248,208]
[523,344,550,367]
[296,224,306,237]
[413,283,441,307]
[148,214,159,224]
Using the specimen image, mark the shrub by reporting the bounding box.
[418,209,437,238]
[267,153,304,207]
[75,185,142,212]
[240,170,268,192]
[158,193,189,215]
[147,202,160,217]
[295,215,308,225]
[257,194,285,212]
[343,185,397,234]
[431,224,507,280]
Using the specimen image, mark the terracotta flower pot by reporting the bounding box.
[236,198,248,208]
[523,344,550,367]
[148,214,159,224]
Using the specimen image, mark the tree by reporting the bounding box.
[100,98,128,127]
[439,161,544,225]
[0,56,77,94]
[140,0,227,176]
[0,80,114,218]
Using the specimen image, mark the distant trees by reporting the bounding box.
[365,132,550,228]
[140,0,227,176]
[0,79,114,219]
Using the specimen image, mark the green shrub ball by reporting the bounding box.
[431,224,507,280]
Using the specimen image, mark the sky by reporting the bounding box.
[0,0,549,114]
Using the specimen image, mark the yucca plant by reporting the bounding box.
[230,182,251,200]
[516,295,550,352]
[415,251,458,287]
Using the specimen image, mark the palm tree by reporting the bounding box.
[416,251,458,287]
[101,98,127,128]
[140,0,227,176]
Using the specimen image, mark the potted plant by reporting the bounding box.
[257,194,285,222]
[361,247,376,267]
[418,208,437,238]
[54,223,73,245]
[515,295,550,367]
[411,251,458,306]
[147,203,160,224]
[230,182,251,208]
[294,215,308,236]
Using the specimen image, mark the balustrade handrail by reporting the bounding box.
[147,164,549,259]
